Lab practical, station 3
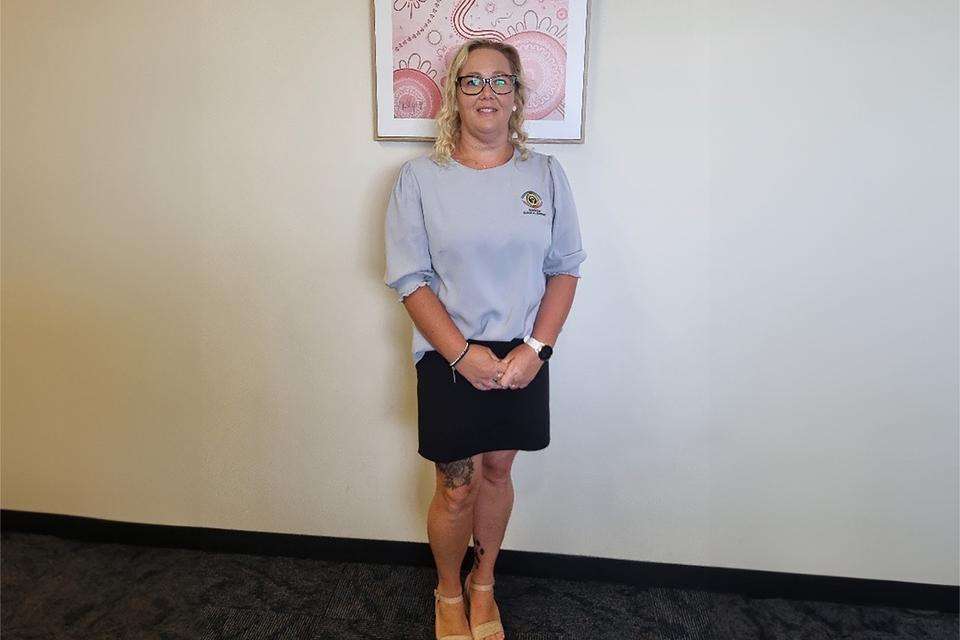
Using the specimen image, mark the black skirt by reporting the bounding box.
[416,337,550,463]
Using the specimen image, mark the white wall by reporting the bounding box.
[2,1,956,586]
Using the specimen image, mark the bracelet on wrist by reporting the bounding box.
[448,342,470,383]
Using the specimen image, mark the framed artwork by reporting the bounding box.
[372,0,591,142]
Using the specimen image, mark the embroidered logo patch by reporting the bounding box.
[521,190,545,215]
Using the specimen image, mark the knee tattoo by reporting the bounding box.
[437,457,475,489]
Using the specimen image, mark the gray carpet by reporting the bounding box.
[1,531,956,639]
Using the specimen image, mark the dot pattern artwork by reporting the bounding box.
[392,0,569,120]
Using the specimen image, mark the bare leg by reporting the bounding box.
[427,454,482,638]
[468,449,518,640]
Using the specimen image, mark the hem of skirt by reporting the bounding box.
[418,441,549,464]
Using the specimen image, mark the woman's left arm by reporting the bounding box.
[499,156,585,389]
[497,274,578,389]
[530,273,579,348]
[534,157,585,348]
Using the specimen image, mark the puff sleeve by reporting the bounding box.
[384,161,437,302]
[543,155,587,277]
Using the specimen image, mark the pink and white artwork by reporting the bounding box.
[374,0,590,141]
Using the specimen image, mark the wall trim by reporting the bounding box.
[2,509,956,614]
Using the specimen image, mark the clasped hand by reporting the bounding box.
[454,343,543,391]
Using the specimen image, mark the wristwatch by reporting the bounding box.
[523,335,553,361]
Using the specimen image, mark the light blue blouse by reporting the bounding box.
[384,146,586,366]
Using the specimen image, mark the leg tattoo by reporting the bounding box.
[437,457,475,489]
[472,536,484,571]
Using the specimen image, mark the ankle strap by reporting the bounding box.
[469,579,494,591]
[434,588,464,604]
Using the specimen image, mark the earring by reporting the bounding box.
[512,105,517,111]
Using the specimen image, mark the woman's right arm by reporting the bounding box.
[384,161,503,389]
[401,286,468,363]
[402,287,504,390]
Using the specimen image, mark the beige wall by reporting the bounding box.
[2,1,957,586]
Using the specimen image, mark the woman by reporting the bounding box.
[383,38,586,640]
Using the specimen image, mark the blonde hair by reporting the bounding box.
[430,39,531,166]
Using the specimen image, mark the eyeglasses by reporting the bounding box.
[457,74,519,95]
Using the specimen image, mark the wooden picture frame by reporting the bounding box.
[372,0,591,143]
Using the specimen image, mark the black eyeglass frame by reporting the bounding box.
[456,74,520,95]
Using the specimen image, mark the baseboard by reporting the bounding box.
[2,509,956,613]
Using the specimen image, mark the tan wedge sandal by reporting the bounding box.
[463,570,505,640]
[433,587,473,640]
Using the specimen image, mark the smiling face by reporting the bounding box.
[455,47,517,141]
